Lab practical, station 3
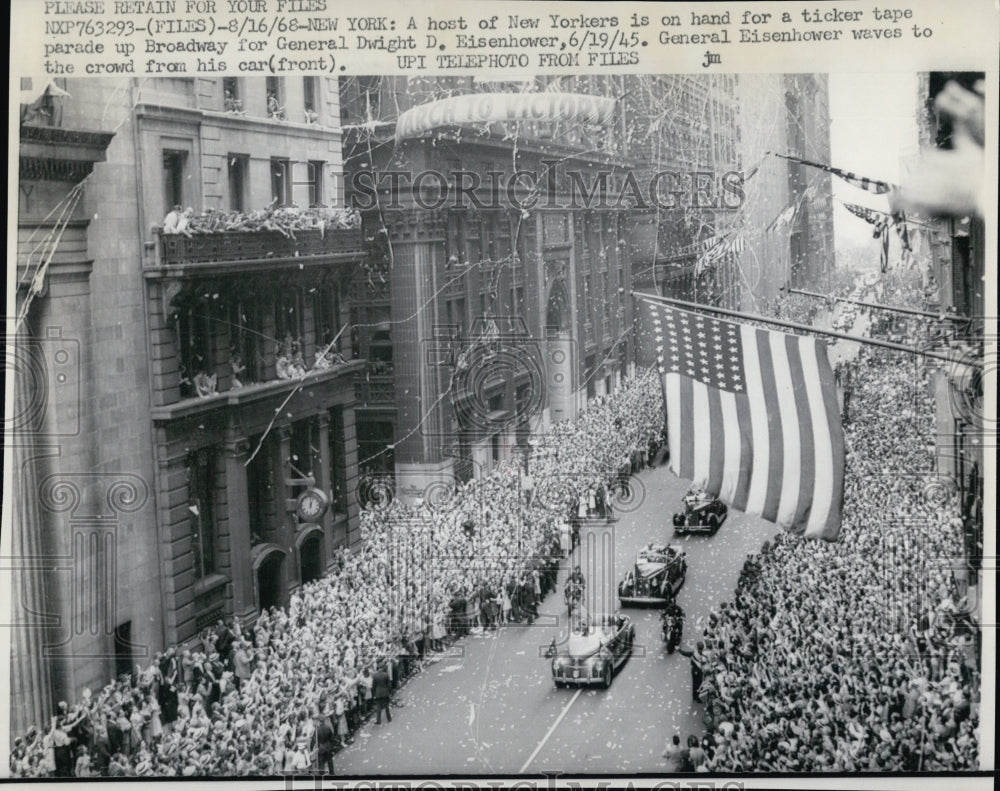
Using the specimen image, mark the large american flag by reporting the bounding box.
[641,296,845,540]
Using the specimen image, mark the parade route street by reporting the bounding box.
[336,462,778,775]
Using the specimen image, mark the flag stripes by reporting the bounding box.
[786,337,814,530]
[771,331,801,528]
[643,297,845,540]
[777,153,896,194]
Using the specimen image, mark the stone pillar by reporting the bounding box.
[277,424,296,576]
[8,364,56,740]
[340,403,362,547]
[387,210,452,500]
[224,437,255,620]
[316,411,332,501]
[314,411,336,557]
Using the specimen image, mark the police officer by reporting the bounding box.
[678,641,706,702]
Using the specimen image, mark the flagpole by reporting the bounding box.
[782,287,973,322]
[632,291,979,367]
[837,199,937,230]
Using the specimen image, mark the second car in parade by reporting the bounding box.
[617,543,687,607]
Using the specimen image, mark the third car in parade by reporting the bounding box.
[672,487,728,535]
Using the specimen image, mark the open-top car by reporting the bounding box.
[617,543,687,606]
[551,613,635,689]
[672,487,728,535]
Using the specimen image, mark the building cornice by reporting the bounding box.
[135,103,343,140]
[19,124,115,183]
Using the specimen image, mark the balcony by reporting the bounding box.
[352,272,390,305]
[357,361,396,405]
[151,359,366,422]
[361,374,396,404]
[444,266,468,297]
[153,226,364,274]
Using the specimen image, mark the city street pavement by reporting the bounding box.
[336,462,778,775]
[815,305,871,366]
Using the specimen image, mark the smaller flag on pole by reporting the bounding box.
[767,200,799,233]
[697,232,745,274]
[778,153,895,194]
[843,201,885,227]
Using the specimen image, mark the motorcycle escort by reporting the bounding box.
[660,601,684,654]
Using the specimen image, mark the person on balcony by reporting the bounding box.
[162,205,183,234]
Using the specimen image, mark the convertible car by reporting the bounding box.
[551,613,635,689]
[672,487,728,535]
[617,543,687,606]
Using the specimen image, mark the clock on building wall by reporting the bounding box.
[296,487,330,523]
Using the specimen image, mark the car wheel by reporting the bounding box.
[707,513,719,533]
[672,513,684,527]
[554,680,565,689]
[601,665,613,689]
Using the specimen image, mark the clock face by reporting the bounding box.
[297,488,329,522]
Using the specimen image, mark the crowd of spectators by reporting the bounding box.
[9,371,665,777]
[162,204,362,238]
[668,350,980,772]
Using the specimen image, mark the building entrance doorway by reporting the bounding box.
[257,553,284,612]
[300,533,323,585]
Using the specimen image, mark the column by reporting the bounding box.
[277,424,295,561]
[315,411,336,557]
[224,437,255,620]
[8,378,56,737]
[388,211,453,500]
[340,404,362,548]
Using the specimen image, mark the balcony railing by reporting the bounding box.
[151,359,365,422]
[356,362,396,405]
[364,375,396,404]
[352,274,390,304]
[158,227,364,267]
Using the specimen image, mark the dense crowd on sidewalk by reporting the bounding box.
[8,371,665,778]
[666,349,980,772]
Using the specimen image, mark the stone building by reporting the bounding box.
[914,72,986,587]
[625,74,746,306]
[736,74,836,307]
[10,75,365,738]
[628,73,836,308]
[340,76,634,498]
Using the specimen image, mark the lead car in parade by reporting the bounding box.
[551,613,636,689]
[617,543,687,606]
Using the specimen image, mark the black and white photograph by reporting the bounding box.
[4,1,996,786]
